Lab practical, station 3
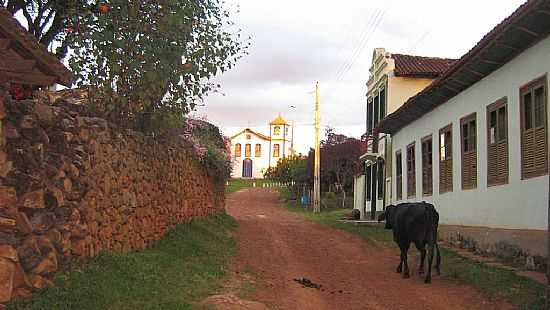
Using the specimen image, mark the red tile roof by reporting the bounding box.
[392,54,456,78]
[376,0,550,134]
[0,8,73,86]
[230,128,271,141]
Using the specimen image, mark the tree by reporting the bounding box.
[264,155,310,197]
[321,126,348,147]
[2,0,89,58]
[308,129,364,207]
[65,0,248,131]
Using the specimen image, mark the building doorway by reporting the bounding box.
[242,159,253,178]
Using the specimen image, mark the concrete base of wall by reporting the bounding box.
[440,225,547,271]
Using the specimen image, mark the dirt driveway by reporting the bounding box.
[221,188,512,310]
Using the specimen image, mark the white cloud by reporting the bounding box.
[197,0,526,152]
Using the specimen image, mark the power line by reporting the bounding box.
[325,8,381,97]
[322,2,393,128]
[406,29,431,54]
[334,10,386,84]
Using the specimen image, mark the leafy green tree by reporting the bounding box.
[265,155,310,197]
[65,0,248,131]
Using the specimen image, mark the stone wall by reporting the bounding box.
[440,225,547,272]
[0,87,225,303]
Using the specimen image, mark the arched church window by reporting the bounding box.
[273,126,281,135]
[235,144,241,157]
[255,144,261,157]
[245,144,251,157]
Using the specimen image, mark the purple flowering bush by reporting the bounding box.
[181,117,232,180]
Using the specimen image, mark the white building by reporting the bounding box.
[230,115,293,178]
[355,49,455,219]
[376,0,550,256]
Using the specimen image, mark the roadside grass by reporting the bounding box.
[225,179,267,193]
[8,214,238,310]
[279,188,546,310]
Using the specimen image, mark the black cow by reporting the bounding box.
[378,202,441,283]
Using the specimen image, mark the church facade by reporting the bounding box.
[230,115,293,178]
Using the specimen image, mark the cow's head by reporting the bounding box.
[378,205,397,229]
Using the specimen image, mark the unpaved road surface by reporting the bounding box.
[224,188,512,310]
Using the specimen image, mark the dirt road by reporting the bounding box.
[223,188,512,310]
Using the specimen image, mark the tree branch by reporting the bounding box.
[21,8,37,35]
[39,11,63,47]
[38,7,55,34]
[31,0,46,39]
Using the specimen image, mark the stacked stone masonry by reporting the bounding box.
[0,87,225,303]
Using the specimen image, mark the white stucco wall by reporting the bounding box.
[230,125,293,178]
[230,131,271,179]
[391,36,550,230]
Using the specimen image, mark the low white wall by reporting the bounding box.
[353,175,365,216]
[391,36,550,230]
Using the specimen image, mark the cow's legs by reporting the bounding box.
[395,241,403,273]
[415,241,426,275]
[396,251,403,274]
[425,241,435,283]
[435,242,441,275]
[399,242,411,278]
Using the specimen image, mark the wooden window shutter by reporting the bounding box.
[487,98,509,186]
[377,160,384,198]
[395,151,402,201]
[366,165,372,201]
[520,75,548,179]
[273,144,280,157]
[406,142,416,198]
[461,113,477,190]
[439,124,453,193]
[421,135,433,196]
[235,144,241,157]
[367,99,373,134]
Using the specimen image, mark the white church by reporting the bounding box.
[230,115,294,178]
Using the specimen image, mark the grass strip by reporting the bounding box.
[9,214,237,310]
[225,179,268,193]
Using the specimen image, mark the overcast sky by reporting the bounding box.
[196,0,524,153]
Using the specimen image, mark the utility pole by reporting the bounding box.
[547,104,550,307]
[313,82,321,213]
[547,140,550,307]
[291,120,295,156]
[289,105,296,156]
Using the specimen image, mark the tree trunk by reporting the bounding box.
[341,189,346,208]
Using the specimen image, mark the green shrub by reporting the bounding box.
[325,192,337,199]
